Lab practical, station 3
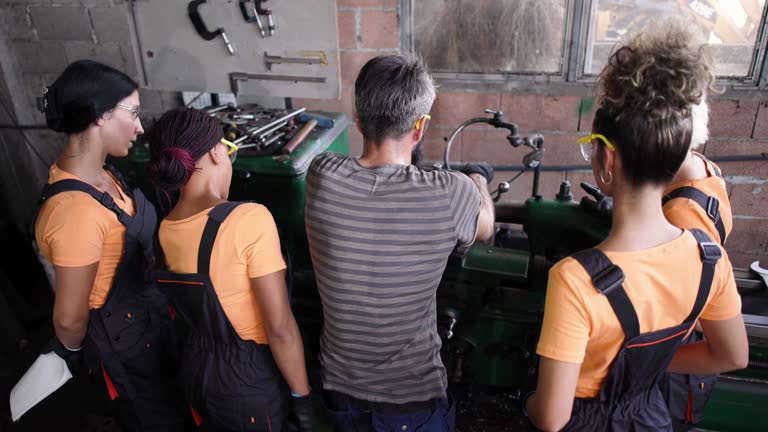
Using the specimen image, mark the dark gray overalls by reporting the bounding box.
[560,229,720,431]
[154,201,289,431]
[662,157,726,428]
[34,165,191,431]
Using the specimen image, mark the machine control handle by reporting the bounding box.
[580,182,613,218]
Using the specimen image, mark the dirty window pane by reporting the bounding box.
[584,0,766,77]
[414,0,569,74]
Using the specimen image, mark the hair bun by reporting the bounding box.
[146,147,195,191]
[598,21,715,121]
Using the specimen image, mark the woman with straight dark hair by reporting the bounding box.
[148,108,317,431]
[524,23,748,431]
[33,60,189,431]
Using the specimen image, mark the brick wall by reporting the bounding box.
[294,0,400,155]
[297,0,768,269]
[1,0,766,267]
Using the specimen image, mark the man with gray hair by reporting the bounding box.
[305,54,494,431]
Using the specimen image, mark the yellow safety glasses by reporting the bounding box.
[576,133,616,162]
[221,138,238,163]
[415,114,431,131]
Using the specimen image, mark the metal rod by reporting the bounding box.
[264,53,323,70]
[221,32,236,55]
[263,131,286,147]
[433,153,768,173]
[257,121,287,140]
[237,142,261,149]
[232,73,325,83]
[204,104,232,115]
[232,108,306,145]
[443,118,492,170]
[230,73,326,94]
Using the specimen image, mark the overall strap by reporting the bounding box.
[102,164,134,199]
[662,186,726,245]
[693,153,723,179]
[682,229,721,324]
[571,249,640,341]
[39,179,130,226]
[153,233,168,271]
[197,202,246,275]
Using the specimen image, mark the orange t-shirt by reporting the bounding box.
[536,231,741,398]
[664,154,732,245]
[35,164,135,309]
[158,203,286,343]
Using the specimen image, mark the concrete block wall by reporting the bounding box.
[1,0,179,127]
[0,0,180,232]
[297,0,768,268]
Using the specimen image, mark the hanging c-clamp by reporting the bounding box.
[188,0,236,55]
[255,0,275,37]
[239,0,266,37]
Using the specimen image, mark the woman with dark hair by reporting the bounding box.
[148,108,316,432]
[33,60,189,431]
[524,23,748,431]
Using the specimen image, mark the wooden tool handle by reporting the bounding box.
[284,119,317,153]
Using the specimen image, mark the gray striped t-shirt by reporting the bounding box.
[305,152,481,404]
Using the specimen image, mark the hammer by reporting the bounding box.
[284,120,317,154]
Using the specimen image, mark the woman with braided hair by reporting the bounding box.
[32,60,190,430]
[147,108,317,432]
[524,22,748,431]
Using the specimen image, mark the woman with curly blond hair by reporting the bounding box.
[523,22,748,431]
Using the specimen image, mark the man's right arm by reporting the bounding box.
[468,173,494,241]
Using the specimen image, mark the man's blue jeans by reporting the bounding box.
[323,390,455,432]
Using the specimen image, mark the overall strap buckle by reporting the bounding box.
[571,249,639,340]
[697,240,722,264]
[593,264,625,295]
[705,196,720,224]
[99,191,116,209]
[684,229,721,324]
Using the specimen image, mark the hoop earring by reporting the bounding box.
[600,169,613,185]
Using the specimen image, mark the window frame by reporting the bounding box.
[401,0,768,92]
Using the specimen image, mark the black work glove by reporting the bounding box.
[292,392,318,432]
[42,337,83,374]
[461,162,494,184]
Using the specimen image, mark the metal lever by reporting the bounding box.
[230,72,326,95]
[188,0,236,55]
[264,53,325,70]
